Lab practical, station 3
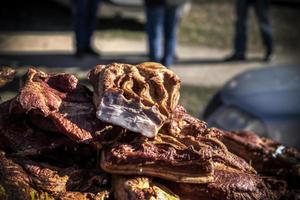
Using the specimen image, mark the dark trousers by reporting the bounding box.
[73,0,100,52]
[234,0,273,56]
[145,5,181,67]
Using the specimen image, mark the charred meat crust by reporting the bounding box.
[88,63,181,138]
[0,66,292,200]
[0,152,110,200]
[112,176,179,200]
[14,68,124,144]
[162,170,273,200]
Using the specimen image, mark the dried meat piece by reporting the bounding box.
[112,176,179,200]
[101,105,256,184]
[220,131,300,188]
[59,191,110,200]
[101,133,255,184]
[221,131,280,170]
[101,135,214,184]
[89,62,180,138]
[162,170,274,200]
[15,68,123,144]
[262,177,287,200]
[0,152,110,200]
[0,152,55,200]
[0,113,69,156]
[17,160,109,196]
[161,105,222,139]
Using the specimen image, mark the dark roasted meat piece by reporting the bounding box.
[0,66,289,200]
[262,177,287,200]
[0,152,55,200]
[0,152,110,200]
[15,68,123,144]
[101,135,214,184]
[0,99,69,156]
[161,105,222,139]
[162,170,274,200]
[89,62,181,138]
[0,114,68,156]
[220,131,300,188]
[112,176,179,200]
[101,131,255,184]
[101,105,255,184]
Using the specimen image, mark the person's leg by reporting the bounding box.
[254,0,273,60]
[162,5,181,67]
[233,0,250,58]
[145,5,164,63]
[73,0,88,54]
[86,0,101,53]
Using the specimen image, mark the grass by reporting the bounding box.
[98,1,300,57]
[179,1,300,55]
[186,1,300,56]
[179,84,219,117]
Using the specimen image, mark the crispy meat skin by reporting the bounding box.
[0,152,38,200]
[0,66,288,200]
[101,108,255,184]
[112,176,179,200]
[163,170,273,200]
[263,177,287,200]
[161,105,222,138]
[101,139,214,183]
[15,68,123,144]
[101,105,255,184]
[221,131,300,189]
[101,135,255,184]
[0,100,69,156]
[89,62,180,138]
[0,152,110,200]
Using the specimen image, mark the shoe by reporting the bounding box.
[85,47,100,56]
[263,54,271,62]
[263,50,272,62]
[224,54,246,62]
[75,50,85,58]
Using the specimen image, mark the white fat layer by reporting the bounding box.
[96,95,162,138]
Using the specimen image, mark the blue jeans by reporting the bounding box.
[73,0,100,51]
[145,5,181,67]
[234,0,273,56]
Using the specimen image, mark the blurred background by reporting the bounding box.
[0,0,300,147]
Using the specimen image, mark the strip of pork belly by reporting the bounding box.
[101,135,214,184]
[101,131,255,184]
[88,63,180,138]
[160,106,255,174]
[161,170,274,200]
[221,131,300,188]
[112,176,179,200]
[15,68,123,143]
